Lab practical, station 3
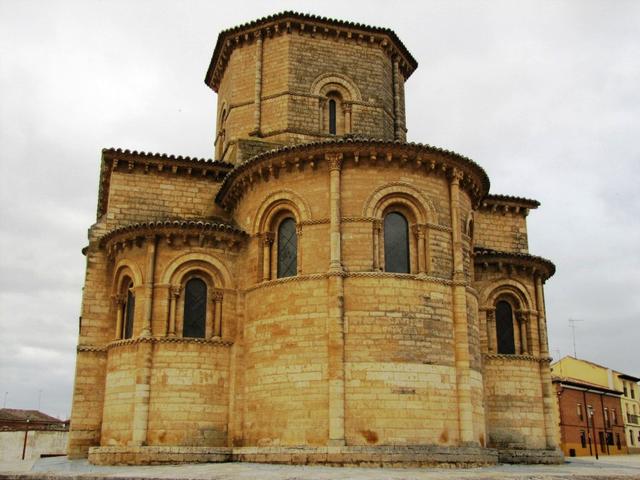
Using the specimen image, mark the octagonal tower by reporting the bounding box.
[205,12,416,163]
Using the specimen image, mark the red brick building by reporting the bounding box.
[553,378,627,457]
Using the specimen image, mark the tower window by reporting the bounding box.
[123,280,135,340]
[328,99,337,135]
[183,278,207,338]
[277,218,297,278]
[384,212,410,273]
[496,300,516,354]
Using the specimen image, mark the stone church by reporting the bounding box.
[68,12,562,466]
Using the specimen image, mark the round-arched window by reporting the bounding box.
[183,278,207,338]
[384,212,410,273]
[496,300,516,354]
[277,218,297,278]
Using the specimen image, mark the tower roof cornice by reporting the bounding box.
[204,11,418,92]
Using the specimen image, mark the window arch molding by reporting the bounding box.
[311,73,361,136]
[161,254,230,339]
[365,184,436,275]
[111,261,143,340]
[253,191,310,282]
[482,283,533,356]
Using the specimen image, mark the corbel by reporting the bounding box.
[171,165,178,174]
[127,160,134,171]
[353,151,360,165]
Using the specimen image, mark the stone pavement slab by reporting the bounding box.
[0,456,639,480]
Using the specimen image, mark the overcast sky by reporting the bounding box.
[1,0,638,420]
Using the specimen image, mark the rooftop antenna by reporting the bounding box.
[568,319,584,358]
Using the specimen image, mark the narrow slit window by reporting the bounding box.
[277,218,297,278]
[123,281,135,339]
[183,278,207,338]
[328,99,337,135]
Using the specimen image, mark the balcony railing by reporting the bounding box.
[628,413,640,425]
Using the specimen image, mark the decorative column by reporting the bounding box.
[167,286,180,337]
[296,224,303,274]
[251,31,263,136]
[318,98,327,132]
[262,232,274,281]
[517,311,529,354]
[372,219,381,270]
[131,339,153,446]
[141,236,157,337]
[211,288,224,338]
[536,274,558,448]
[113,294,125,340]
[326,152,345,446]
[343,104,352,134]
[392,56,402,140]
[328,153,343,273]
[486,308,496,353]
[449,168,475,444]
[413,224,427,274]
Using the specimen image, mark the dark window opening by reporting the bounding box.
[496,301,516,354]
[580,430,587,448]
[606,432,614,446]
[183,278,207,338]
[277,218,297,278]
[329,99,337,135]
[123,282,135,340]
[616,433,621,449]
[384,212,410,273]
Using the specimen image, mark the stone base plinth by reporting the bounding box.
[87,446,231,465]
[232,445,498,467]
[497,448,564,464]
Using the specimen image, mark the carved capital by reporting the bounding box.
[211,288,224,302]
[486,308,496,322]
[412,223,427,238]
[326,152,343,171]
[373,219,382,233]
[112,294,125,306]
[170,286,181,299]
[449,167,464,185]
[263,231,275,245]
[516,311,527,323]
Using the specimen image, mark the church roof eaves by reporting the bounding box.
[97,148,233,219]
[473,247,556,280]
[205,11,418,91]
[215,137,491,208]
[98,219,248,248]
[483,194,540,209]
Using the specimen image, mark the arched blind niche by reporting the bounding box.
[496,300,516,354]
[277,218,297,278]
[183,278,207,338]
[384,212,410,273]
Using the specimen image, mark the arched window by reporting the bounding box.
[183,278,207,338]
[121,279,135,339]
[328,99,337,135]
[384,212,410,273]
[277,217,297,278]
[496,300,516,354]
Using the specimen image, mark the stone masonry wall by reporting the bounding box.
[475,210,529,253]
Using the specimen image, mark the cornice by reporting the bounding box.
[97,148,234,219]
[205,11,418,92]
[484,353,551,363]
[473,247,555,281]
[480,194,540,216]
[78,336,234,353]
[215,138,491,211]
[98,219,249,256]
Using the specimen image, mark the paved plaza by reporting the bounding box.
[1,456,640,479]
